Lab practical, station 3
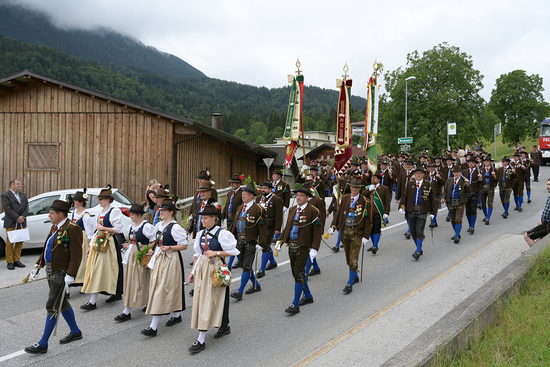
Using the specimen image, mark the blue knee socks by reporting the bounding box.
[371,233,380,248]
[303,278,312,299]
[406,218,411,233]
[414,238,423,253]
[482,207,487,217]
[238,272,251,294]
[527,191,531,200]
[260,252,269,272]
[471,215,476,228]
[249,271,259,288]
[292,283,303,307]
[466,214,471,228]
[61,308,80,335]
[487,208,493,220]
[268,250,276,265]
[432,213,437,225]
[39,315,57,347]
[336,230,342,247]
[227,256,235,269]
[455,224,462,237]
[306,258,320,274]
[504,202,510,214]
[518,196,523,207]
[347,270,358,286]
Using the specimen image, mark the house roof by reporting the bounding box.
[268,146,299,177]
[351,121,365,126]
[0,69,277,160]
[305,143,366,160]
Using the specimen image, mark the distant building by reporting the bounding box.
[264,131,337,164]
[351,121,365,136]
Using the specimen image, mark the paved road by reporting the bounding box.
[0,179,544,366]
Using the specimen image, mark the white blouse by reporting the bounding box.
[153,220,188,246]
[129,221,156,243]
[99,206,123,234]
[193,225,240,258]
[70,209,95,239]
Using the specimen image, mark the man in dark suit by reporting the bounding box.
[497,157,515,218]
[365,171,390,254]
[271,169,291,210]
[462,158,482,234]
[256,179,283,278]
[396,159,414,239]
[223,174,244,232]
[442,166,471,243]
[279,186,322,314]
[2,178,29,270]
[24,200,83,354]
[426,162,445,228]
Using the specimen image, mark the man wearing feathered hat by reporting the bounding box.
[426,162,445,228]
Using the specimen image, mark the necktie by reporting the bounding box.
[201,201,206,210]
[454,179,458,185]
[262,196,266,204]
[242,205,247,215]
[296,208,301,216]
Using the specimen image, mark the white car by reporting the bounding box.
[0,188,133,257]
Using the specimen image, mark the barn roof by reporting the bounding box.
[0,69,277,160]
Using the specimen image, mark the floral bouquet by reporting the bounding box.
[136,245,153,268]
[94,231,110,252]
[212,263,232,287]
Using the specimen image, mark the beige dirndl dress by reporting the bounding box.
[123,222,155,308]
[146,220,188,315]
[82,207,123,295]
[71,210,94,286]
[191,226,239,330]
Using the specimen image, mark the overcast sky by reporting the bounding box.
[11,0,550,104]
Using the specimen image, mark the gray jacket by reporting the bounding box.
[1,190,28,228]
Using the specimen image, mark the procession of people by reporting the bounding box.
[17,142,547,355]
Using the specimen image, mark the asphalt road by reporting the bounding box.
[0,178,544,366]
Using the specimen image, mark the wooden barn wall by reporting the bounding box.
[0,84,173,210]
[175,133,268,199]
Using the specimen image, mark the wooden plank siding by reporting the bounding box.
[0,84,173,211]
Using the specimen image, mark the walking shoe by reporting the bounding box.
[446,216,451,222]
[59,331,82,344]
[256,270,265,278]
[265,263,278,270]
[189,289,194,296]
[80,302,96,311]
[485,220,490,225]
[299,296,314,306]
[412,251,421,260]
[502,213,508,218]
[528,199,532,203]
[105,295,122,303]
[454,236,461,244]
[166,316,182,326]
[308,268,321,276]
[366,246,378,254]
[114,313,131,322]
[141,327,157,337]
[514,206,519,211]
[469,228,474,234]
[24,342,47,354]
[245,285,261,294]
[13,261,25,268]
[7,263,15,270]
[482,217,487,222]
[331,246,340,253]
[285,304,300,314]
[230,290,243,300]
[404,232,411,240]
[213,327,231,339]
[343,284,353,294]
[189,340,205,353]
[232,261,241,269]
[518,207,523,212]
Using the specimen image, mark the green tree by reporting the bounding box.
[379,43,490,155]
[488,70,549,146]
[234,128,248,140]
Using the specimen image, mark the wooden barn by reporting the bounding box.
[0,70,276,208]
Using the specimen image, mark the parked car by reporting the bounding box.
[0,188,133,257]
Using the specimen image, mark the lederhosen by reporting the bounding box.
[101,208,124,297]
[260,194,276,249]
[481,167,495,209]
[465,169,480,217]
[448,180,464,225]
[523,158,531,193]
[200,228,229,328]
[287,208,309,284]
[236,208,257,273]
[500,167,513,204]
[341,198,363,271]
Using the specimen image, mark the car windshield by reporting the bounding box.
[28,195,61,216]
[541,125,550,137]
[113,190,132,205]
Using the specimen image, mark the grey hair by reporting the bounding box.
[9,178,20,186]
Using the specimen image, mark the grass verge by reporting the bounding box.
[431,243,550,366]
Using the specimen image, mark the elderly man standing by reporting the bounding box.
[2,178,29,270]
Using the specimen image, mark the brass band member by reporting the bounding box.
[480,155,497,225]
[442,166,471,243]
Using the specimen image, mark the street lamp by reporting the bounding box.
[405,75,416,139]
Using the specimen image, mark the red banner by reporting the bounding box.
[334,147,352,176]
[285,140,299,167]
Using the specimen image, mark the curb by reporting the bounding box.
[382,240,543,367]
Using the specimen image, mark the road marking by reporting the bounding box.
[293,234,511,366]
[0,349,25,362]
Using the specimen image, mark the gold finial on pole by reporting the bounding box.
[342,62,349,80]
[296,58,302,75]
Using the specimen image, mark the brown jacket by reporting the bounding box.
[442,177,471,204]
[231,202,268,247]
[256,193,284,231]
[296,175,326,200]
[331,194,372,239]
[496,166,515,189]
[462,167,483,193]
[401,180,437,214]
[280,203,322,250]
[425,171,445,195]
[480,166,498,189]
[309,195,327,227]
[273,179,291,208]
[396,170,413,202]
[511,159,526,182]
[223,187,243,222]
[37,220,83,277]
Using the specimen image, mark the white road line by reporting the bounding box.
[0,349,26,362]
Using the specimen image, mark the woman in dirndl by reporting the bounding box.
[186,203,239,354]
[81,185,124,310]
[69,189,95,289]
[114,203,155,322]
[141,197,188,337]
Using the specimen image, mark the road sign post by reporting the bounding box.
[494,123,501,159]
[398,137,413,144]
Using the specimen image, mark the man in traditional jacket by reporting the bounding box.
[442,166,471,243]
[256,180,283,278]
[496,157,515,218]
[364,171,390,254]
[271,168,291,210]
[462,158,482,234]
[426,162,445,228]
[480,155,498,225]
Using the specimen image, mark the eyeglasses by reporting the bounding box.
[159,209,167,212]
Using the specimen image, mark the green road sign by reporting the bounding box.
[398,137,413,144]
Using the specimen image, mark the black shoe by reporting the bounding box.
[141,327,157,337]
[467,227,473,233]
[502,213,508,218]
[514,206,519,211]
[7,262,14,270]
[353,277,359,284]
[189,289,194,297]
[343,284,353,294]
[265,263,278,271]
[308,268,321,276]
[482,217,487,222]
[299,296,314,306]
[404,232,411,240]
[420,250,423,255]
[412,251,421,260]
[454,236,461,244]
[142,306,147,312]
[428,223,435,228]
[245,284,261,294]
[166,315,182,326]
[24,342,47,354]
[213,327,231,339]
[230,290,242,300]
[59,330,82,344]
[469,228,475,234]
[528,199,532,203]
[451,236,456,240]
[285,304,300,314]
[13,260,25,268]
[189,260,194,266]
[446,216,451,222]
[256,270,265,278]
[189,340,205,353]
[232,261,241,269]
[485,220,490,225]
[477,205,482,209]
[518,207,523,212]
[66,291,70,300]
[80,302,96,311]
[105,295,122,303]
[366,246,378,254]
[331,246,340,253]
[114,313,131,322]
